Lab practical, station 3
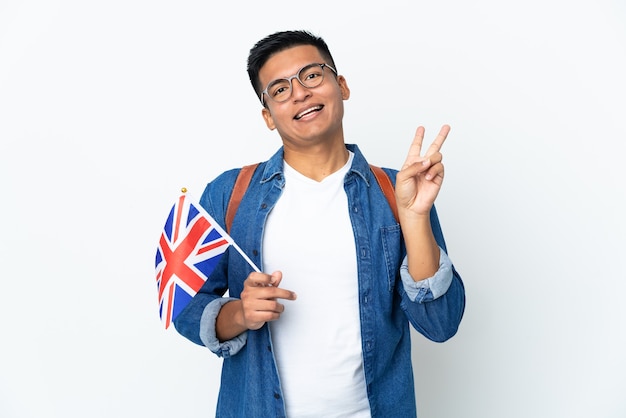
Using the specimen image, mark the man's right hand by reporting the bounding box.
[240,271,297,330]
[215,271,296,341]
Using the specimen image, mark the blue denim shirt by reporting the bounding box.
[174,144,466,418]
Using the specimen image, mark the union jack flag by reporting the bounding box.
[155,193,232,329]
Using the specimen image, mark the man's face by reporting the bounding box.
[259,45,350,148]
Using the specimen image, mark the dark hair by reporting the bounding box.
[247,30,337,102]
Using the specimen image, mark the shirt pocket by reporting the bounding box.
[380,224,403,292]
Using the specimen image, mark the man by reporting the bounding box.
[174,30,465,417]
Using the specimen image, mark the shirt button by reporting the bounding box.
[252,250,258,256]
[273,392,281,400]
[261,203,267,209]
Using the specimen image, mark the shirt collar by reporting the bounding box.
[260,143,374,186]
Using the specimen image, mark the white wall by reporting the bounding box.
[1,1,625,417]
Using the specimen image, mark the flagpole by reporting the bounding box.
[181,187,261,273]
[229,240,261,273]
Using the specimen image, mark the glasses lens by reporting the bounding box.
[299,64,325,88]
[267,79,292,103]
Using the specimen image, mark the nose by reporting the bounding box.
[290,77,311,102]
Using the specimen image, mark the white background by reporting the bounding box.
[1,1,625,417]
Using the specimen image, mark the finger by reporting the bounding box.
[242,302,285,328]
[269,287,297,301]
[248,309,284,326]
[242,285,297,301]
[424,162,445,182]
[422,151,443,168]
[402,126,425,169]
[269,271,282,287]
[397,160,429,183]
[248,299,286,314]
[245,271,279,287]
[424,125,450,157]
[397,150,442,180]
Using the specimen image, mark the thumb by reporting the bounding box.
[269,271,283,287]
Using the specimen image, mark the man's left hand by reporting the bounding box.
[395,124,450,217]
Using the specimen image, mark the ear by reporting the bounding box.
[337,75,350,100]
[261,107,276,130]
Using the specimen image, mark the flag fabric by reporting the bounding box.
[155,192,257,329]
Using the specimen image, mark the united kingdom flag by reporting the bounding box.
[155,193,232,329]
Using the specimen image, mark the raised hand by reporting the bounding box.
[395,125,450,217]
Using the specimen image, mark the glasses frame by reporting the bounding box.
[260,63,337,106]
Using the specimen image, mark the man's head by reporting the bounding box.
[248,31,350,148]
[247,30,337,104]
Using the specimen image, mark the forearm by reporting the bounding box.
[215,299,248,342]
[400,213,440,281]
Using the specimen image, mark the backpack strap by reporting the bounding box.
[369,165,399,222]
[225,163,259,233]
[225,162,399,234]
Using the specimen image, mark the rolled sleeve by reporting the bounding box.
[400,247,453,303]
[199,297,248,358]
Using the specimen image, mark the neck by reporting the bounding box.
[283,140,349,182]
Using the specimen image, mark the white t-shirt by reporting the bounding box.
[263,152,371,418]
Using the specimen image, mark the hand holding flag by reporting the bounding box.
[154,190,259,329]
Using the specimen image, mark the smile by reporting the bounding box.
[294,105,323,120]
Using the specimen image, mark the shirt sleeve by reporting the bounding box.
[400,247,453,303]
[199,297,248,358]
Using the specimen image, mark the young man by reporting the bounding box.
[174,30,465,417]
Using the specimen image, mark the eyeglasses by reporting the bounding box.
[260,63,337,105]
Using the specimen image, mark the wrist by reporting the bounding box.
[398,207,431,224]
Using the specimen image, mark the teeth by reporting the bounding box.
[296,106,321,119]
